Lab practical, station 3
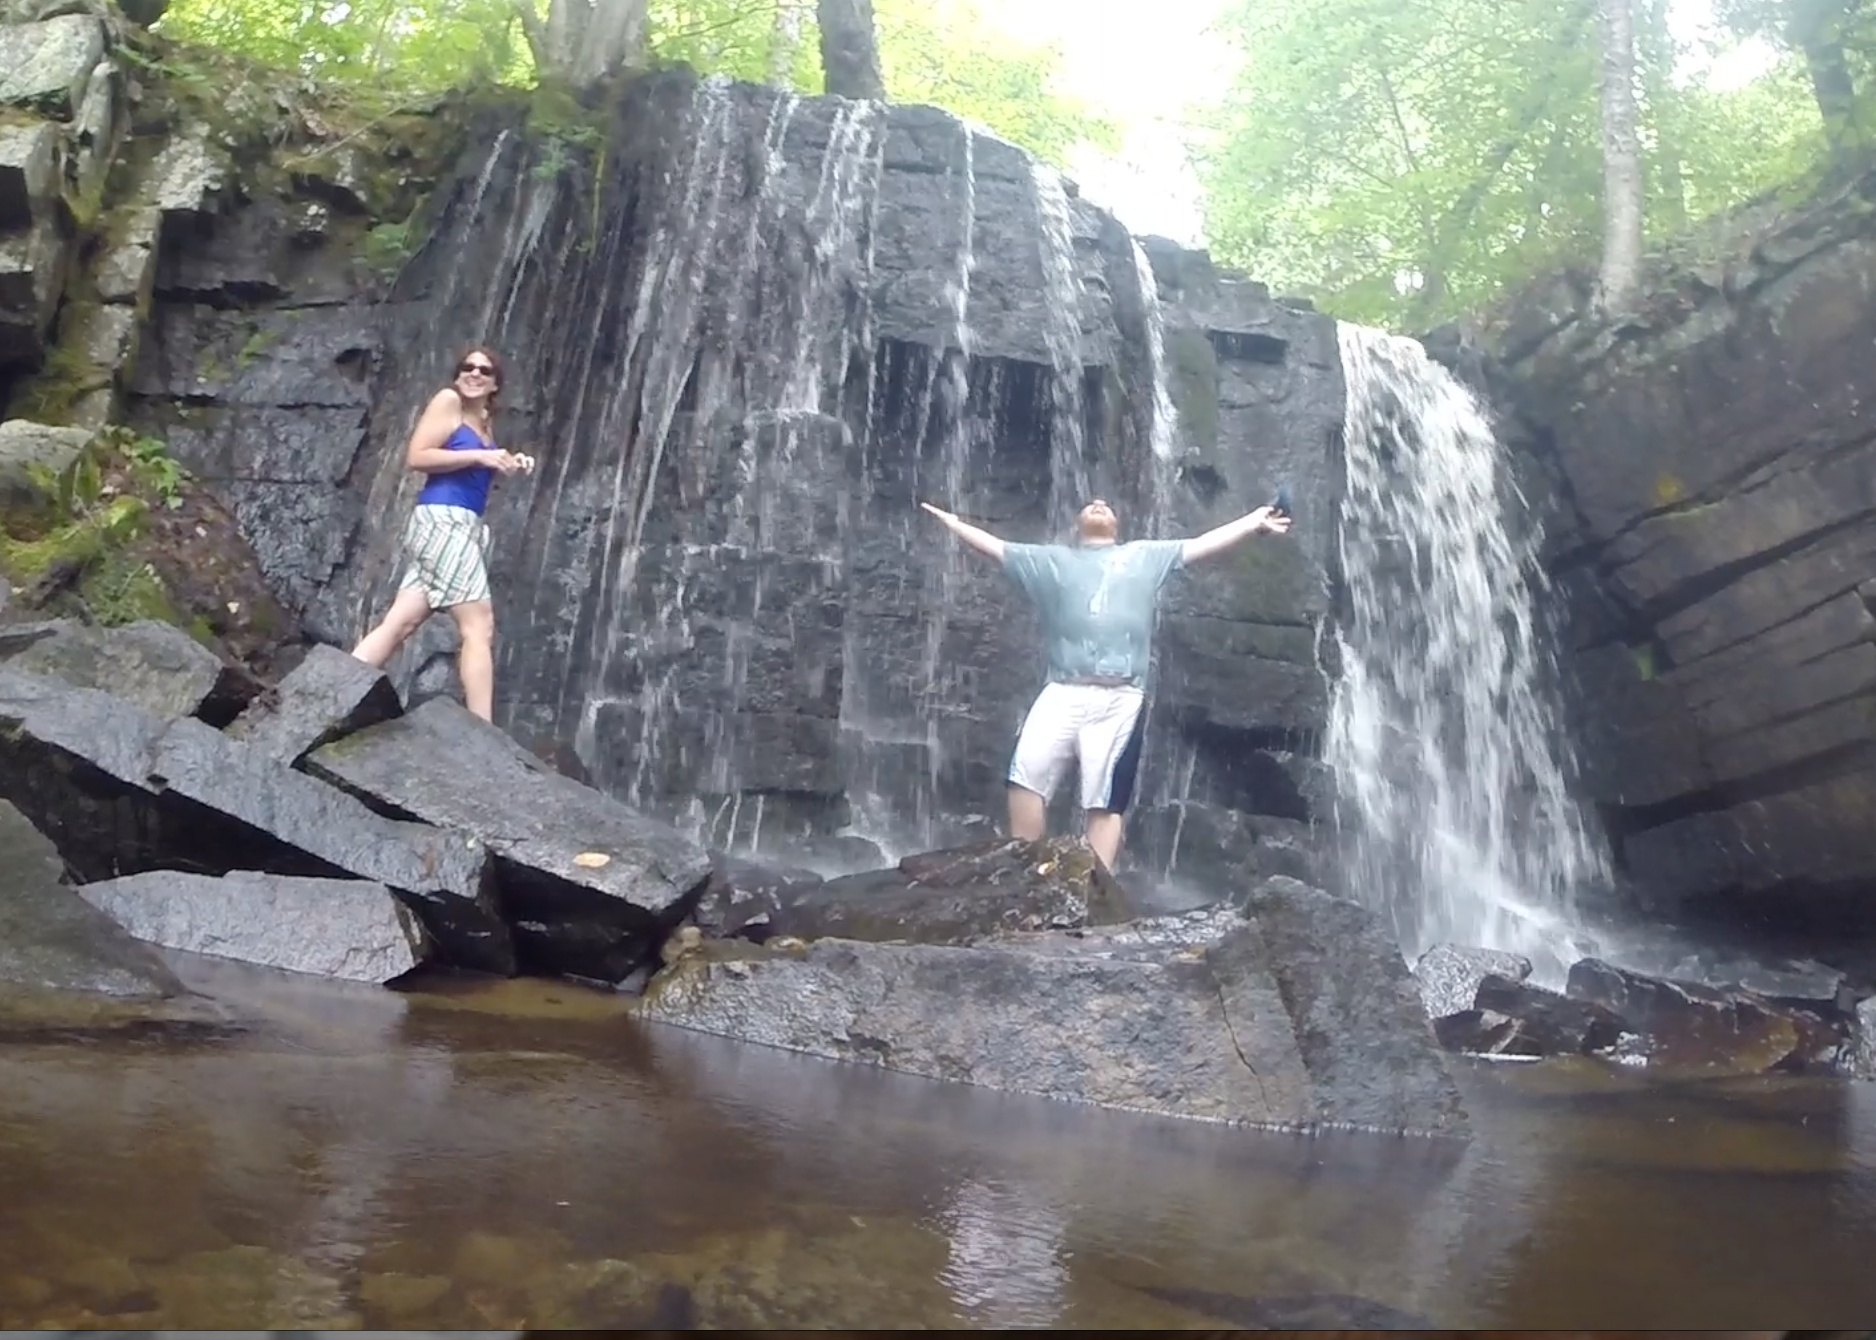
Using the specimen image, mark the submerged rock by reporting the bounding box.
[77,869,426,984]
[721,835,1134,946]
[0,667,512,974]
[641,877,1467,1136]
[306,698,714,984]
[1434,974,1628,1059]
[1565,956,1849,1074]
[691,851,822,937]
[1413,942,1534,1020]
[1139,1284,1435,1329]
[224,642,402,764]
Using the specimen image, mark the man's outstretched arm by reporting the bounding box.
[1180,505,1292,564]
[921,502,1007,561]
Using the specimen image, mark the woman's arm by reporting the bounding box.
[405,389,512,474]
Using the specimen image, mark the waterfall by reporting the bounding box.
[840,121,979,858]
[1326,323,1607,986]
[1129,238,1179,465]
[1031,163,1089,528]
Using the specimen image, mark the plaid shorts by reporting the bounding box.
[398,503,491,609]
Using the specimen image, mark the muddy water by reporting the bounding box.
[0,952,1872,1330]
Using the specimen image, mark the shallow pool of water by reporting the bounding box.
[1,951,1872,1329]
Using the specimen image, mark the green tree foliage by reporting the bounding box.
[156,0,1116,166]
[1195,0,1830,326]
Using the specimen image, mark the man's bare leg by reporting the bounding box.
[1007,783,1047,841]
[1084,808,1123,871]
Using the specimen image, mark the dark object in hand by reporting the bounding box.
[1268,484,1293,518]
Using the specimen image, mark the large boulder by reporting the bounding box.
[0,616,261,723]
[0,667,512,973]
[306,697,714,983]
[225,641,402,764]
[639,875,1469,1137]
[719,835,1135,945]
[77,869,426,984]
[0,796,228,1035]
[0,12,103,118]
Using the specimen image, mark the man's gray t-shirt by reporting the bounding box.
[1001,539,1187,687]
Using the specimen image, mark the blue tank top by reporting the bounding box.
[414,422,495,514]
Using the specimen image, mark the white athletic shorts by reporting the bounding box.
[1006,681,1149,814]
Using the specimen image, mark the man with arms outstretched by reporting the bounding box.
[921,496,1292,871]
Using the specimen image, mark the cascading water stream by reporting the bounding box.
[839,121,979,857]
[1326,322,1608,986]
[1031,164,1089,529]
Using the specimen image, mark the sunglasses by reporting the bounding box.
[457,360,495,377]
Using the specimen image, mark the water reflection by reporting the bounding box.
[937,1175,1068,1326]
[0,955,1873,1328]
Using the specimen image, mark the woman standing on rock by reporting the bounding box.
[351,345,534,722]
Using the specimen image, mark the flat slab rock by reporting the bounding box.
[307,698,714,983]
[0,667,512,975]
[78,869,426,984]
[721,834,1135,946]
[642,877,1468,1137]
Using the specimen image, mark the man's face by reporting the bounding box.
[1078,499,1119,542]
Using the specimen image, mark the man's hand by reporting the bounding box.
[1249,505,1292,536]
[921,501,1004,561]
[1181,503,1294,565]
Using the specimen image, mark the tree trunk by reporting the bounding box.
[1596,0,1644,314]
[817,0,886,100]
[1788,0,1861,161]
[513,0,650,87]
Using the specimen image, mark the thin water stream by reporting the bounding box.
[0,955,1871,1329]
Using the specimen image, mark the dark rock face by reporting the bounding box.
[225,643,402,764]
[719,834,1135,945]
[306,697,713,983]
[641,875,1469,1137]
[121,70,1346,885]
[1465,182,1876,931]
[1453,974,1628,1058]
[76,869,425,983]
[1565,956,1848,1074]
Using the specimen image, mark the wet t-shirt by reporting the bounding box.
[1000,539,1187,687]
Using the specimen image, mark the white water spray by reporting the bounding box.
[1326,323,1608,985]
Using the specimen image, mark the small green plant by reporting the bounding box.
[122,433,189,510]
[235,326,280,369]
[362,219,417,278]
